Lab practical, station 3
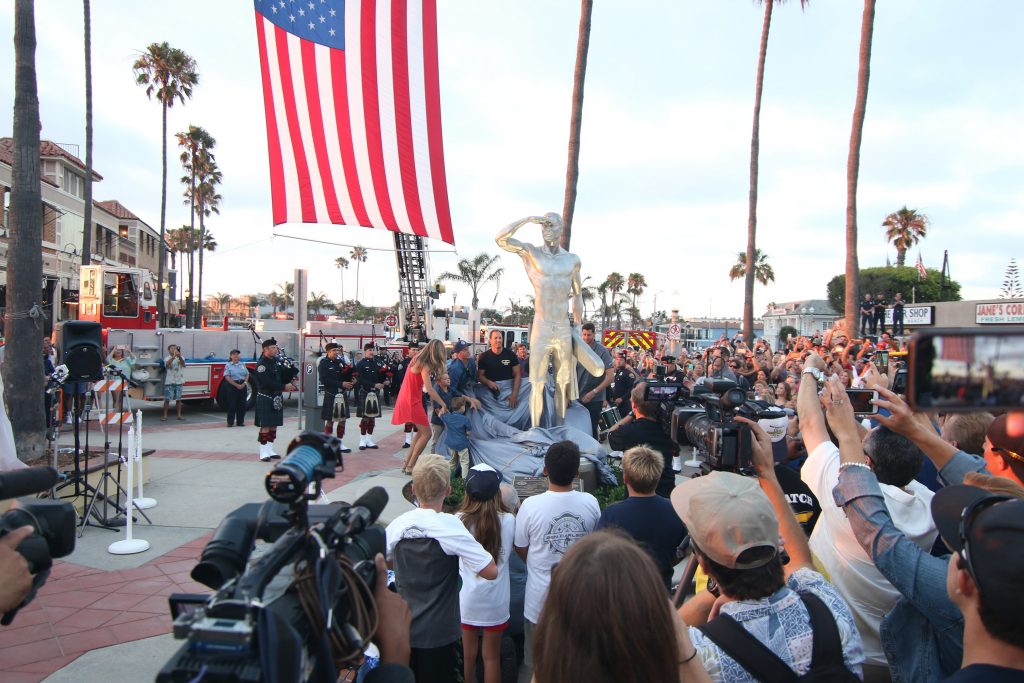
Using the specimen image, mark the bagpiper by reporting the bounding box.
[254,338,296,461]
[318,343,354,454]
[353,342,386,450]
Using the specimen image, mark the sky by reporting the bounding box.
[1,1,1022,320]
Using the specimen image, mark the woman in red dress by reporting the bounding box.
[393,338,450,474]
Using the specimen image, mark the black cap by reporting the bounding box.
[262,338,278,349]
[932,485,1024,623]
[325,343,340,351]
[662,356,676,364]
[465,464,500,501]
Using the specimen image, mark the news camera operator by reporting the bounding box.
[608,383,679,497]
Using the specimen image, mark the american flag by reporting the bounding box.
[253,0,455,244]
[940,336,974,365]
[915,252,927,280]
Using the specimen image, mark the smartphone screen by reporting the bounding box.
[846,388,879,416]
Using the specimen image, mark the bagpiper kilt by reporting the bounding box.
[321,391,350,421]
[255,393,284,427]
[355,388,381,418]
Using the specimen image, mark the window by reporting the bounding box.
[55,213,63,246]
[102,271,139,318]
[62,169,84,199]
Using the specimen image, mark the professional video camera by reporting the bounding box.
[0,466,76,625]
[645,379,786,472]
[159,431,389,683]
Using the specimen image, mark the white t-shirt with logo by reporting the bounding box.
[801,440,936,667]
[458,512,516,627]
[514,490,600,623]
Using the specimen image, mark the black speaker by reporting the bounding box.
[62,321,103,382]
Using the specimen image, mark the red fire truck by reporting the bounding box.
[75,265,389,409]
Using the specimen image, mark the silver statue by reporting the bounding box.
[497,213,603,427]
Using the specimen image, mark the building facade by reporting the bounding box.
[761,299,840,344]
[0,138,165,334]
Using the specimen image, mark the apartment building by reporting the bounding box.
[0,138,164,333]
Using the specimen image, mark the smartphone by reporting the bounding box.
[846,388,879,416]
[909,329,1024,412]
[875,350,889,374]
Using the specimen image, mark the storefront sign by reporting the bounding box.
[885,305,934,326]
[976,302,1024,324]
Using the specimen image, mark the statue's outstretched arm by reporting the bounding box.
[496,216,541,254]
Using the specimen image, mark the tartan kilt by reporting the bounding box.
[255,394,284,427]
[321,391,350,421]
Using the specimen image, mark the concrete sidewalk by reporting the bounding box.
[0,397,418,682]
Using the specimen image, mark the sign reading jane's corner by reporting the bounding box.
[976,302,1024,324]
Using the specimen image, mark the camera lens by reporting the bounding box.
[265,444,322,503]
[191,514,258,589]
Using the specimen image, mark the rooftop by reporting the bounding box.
[0,137,104,181]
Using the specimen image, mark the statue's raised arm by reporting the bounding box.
[496,215,546,255]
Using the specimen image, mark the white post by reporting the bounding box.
[134,408,156,509]
[109,427,150,555]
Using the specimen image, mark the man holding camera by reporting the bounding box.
[162,344,187,421]
[0,525,34,613]
[608,383,679,497]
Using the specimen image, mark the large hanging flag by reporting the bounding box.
[253,0,455,244]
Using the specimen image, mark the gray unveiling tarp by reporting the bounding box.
[442,378,617,487]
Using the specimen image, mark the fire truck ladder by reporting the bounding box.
[393,232,432,341]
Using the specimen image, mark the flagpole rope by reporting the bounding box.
[271,231,458,254]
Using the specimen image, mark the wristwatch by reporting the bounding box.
[802,366,824,386]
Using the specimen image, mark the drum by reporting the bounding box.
[598,406,622,433]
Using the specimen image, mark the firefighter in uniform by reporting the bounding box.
[354,342,386,450]
[255,338,296,461]
[318,343,354,453]
[608,350,636,417]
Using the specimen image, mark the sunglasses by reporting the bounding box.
[958,495,1011,586]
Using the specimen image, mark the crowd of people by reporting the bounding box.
[349,324,1024,683]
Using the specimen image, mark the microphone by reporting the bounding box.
[334,486,388,537]
[0,466,58,499]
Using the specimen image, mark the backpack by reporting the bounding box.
[698,592,860,682]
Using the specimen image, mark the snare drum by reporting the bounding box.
[598,406,622,432]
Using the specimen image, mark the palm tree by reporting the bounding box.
[81,0,93,265]
[580,283,597,322]
[245,293,267,318]
[133,42,199,325]
[729,248,776,286]
[436,252,504,309]
[177,125,219,327]
[5,0,47,462]
[334,255,349,302]
[561,0,594,250]
[597,281,610,328]
[626,272,647,317]
[307,291,333,317]
[267,291,284,316]
[275,281,294,311]
[603,272,625,327]
[844,0,877,336]
[166,225,191,310]
[350,246,368,302]
[743,0,808,347]
[209,292,231,317]
[883,206,928,267]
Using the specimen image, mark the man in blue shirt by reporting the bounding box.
[597,445,686,590]
[446,340,481,410]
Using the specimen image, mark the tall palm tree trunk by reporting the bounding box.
[5,0,46,462]
[196,204,205,326]
[845,0,876,335]
[157,102,168,325]
[560,0,593,251]
[185,166,196,327]
[355,261,361,303]
[744,0,772,348]
[80,0,93,266]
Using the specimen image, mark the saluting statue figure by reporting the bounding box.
[496,213,602,427]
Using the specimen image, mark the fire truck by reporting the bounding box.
[75,264,389,409]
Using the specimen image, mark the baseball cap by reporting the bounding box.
[987,414,1024,465]
[453,340,470,353]
[671,472,779,569]
[465,463,500,501]
[931,485,1024,622]
[661,355,676,364]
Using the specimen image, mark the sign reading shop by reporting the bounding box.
[976,302,1024,324]
[885,305,934,327]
